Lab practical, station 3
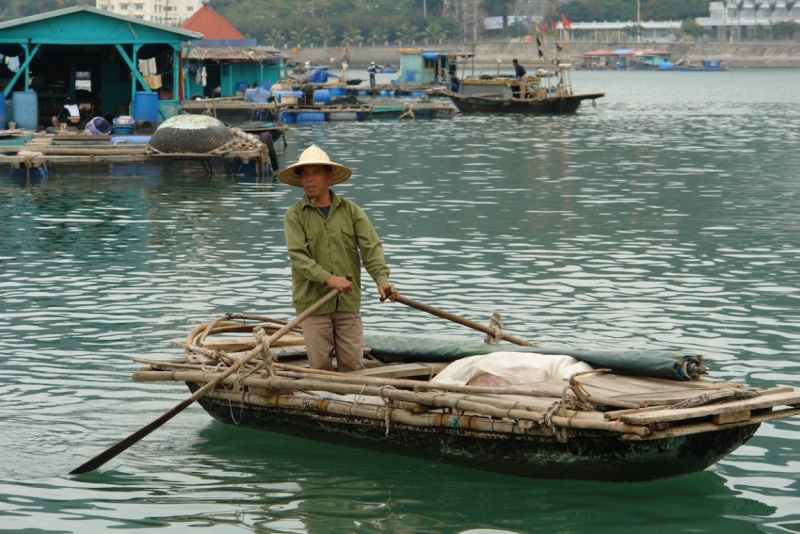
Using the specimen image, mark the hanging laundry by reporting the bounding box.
[6,56,20,73]
[145,75,162,90]
[138,58,158,77]
[200,66,207,87]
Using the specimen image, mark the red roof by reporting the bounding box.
[180,4,245,40]
[577,49,617,58]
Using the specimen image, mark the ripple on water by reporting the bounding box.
[2,70,800,531]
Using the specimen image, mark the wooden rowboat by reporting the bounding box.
[133,312,800,482]
[448,91,605,114]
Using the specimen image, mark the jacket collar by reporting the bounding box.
[301,189,341,210]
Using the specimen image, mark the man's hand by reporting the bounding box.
[326,275,353,293]
[379,283,399,301]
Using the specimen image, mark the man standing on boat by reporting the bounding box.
[512,59,528,99]
[279,145,400,372]
[368,62,377,88]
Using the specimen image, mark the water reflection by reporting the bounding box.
[0,424,782,533]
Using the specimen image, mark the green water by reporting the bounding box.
[1,69,799,533]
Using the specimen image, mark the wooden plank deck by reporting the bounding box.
[0,131,266,169]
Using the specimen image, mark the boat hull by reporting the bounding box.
[192,385,760,482]
[448,93,604,114]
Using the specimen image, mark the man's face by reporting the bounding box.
[299,165,333,201]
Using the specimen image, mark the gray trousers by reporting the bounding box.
[302,311,365,373]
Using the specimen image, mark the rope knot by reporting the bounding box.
[253,327,275,378]
[483,312,503,344]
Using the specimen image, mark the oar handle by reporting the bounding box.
[386,291,535,348]
[69,279,347,476]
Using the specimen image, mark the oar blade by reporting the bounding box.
[70,398,191,475]
[69,284,344,475]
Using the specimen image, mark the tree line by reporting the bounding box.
[207,0,716,47]
[0,0,93,20]
[1,0,796,46]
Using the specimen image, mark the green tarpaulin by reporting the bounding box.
[363,334,705,381]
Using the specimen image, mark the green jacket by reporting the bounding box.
[284,191,390,314]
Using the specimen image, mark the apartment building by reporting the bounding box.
[95,0,204,26]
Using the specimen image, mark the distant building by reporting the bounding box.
[697,1,800,39]
[558,1,800,43]
[180,1,285,99]
[563,21,681,43]
[95,0,204,26]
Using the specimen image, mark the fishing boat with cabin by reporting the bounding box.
[446,73,604,114]
[127,293,800,483]
[445,22,603,114]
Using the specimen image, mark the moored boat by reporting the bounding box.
[446,67,603,115]
[132,302,800,482]
[677,60,729,72]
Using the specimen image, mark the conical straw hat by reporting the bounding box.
[278,144,352,187]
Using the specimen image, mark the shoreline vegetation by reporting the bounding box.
[288,41,800,69]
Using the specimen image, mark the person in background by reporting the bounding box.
[368,62,377,88]
[279,144,400,373]
[512,58,528,99]
[301,81,315,105]
[449,72,460,92]
[51,96,81,129]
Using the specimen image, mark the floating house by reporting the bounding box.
[180,1,285,99]
[576,48,671,70]
[574,49,618,69]
[621,49,672,69]
[397,49,473,87]
[0,5,202,130]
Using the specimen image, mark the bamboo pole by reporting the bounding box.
[209,388,552,436]
[388,293,537,347]
[131,369,650,436]
[620,407,800,441]
[271,363,640,409]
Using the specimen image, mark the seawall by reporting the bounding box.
[290,42,800,69]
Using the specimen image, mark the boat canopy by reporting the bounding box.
[363,334,705,381]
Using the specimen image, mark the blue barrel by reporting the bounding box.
[12,91,38,131]
[330,87,347,96]
[279,111,297,124]
[297,112,326,122]
[313,89,331,103]
[257,80,272,90]
[0,96,6,130]
[132,91,159,122]
[236,81,248,92]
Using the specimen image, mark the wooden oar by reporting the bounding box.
[384,291,536,347]
[69,284,343,475]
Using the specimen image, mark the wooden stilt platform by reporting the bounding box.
[179,93,456,123]
[0,129,271,177]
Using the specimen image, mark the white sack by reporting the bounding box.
[431,352,593,387]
